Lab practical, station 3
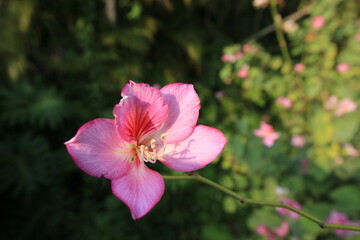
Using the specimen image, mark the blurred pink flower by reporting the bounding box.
[252,0,269,9]
[254,121,280,147]
[336,62,351,74]
[356,32,360,41]
[237,64,250,78]
[294,63,304,73]
[276,96,292,109]
[221,51,243,63]
[65,81,227,219]
[277,198,301,219]
[324,95,338,110]
[221,53,236,63]
[327,211,349,237]
[234,51,243,60]
[215,90,224,99]
[291,134,305,148]
[335,98,357,116]
[242,44,257,53]
[256,222,290,240]
[343,143,360,157]
[311,16,325,30]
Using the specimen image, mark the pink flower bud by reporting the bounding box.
[335,98,357,116]
[237,64,250,79]
[277,198,301,219]
[221,53,236,63]
[234,51,243,60]
[275,96,292,109]
[293,63,304,73]
[242,44,257,53]
[336,62,351,74]
[256,222,290,239]
[254,121,280,147]
[291,134,305,148]
[311,16,325,30]
[327,211,349,237]
[273,222,290,238]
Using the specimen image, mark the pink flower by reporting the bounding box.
[327,211,349,237]
[324,95,338,110]
[343,143,359,157]
[275,96,292,109]
[237,64,250,78]
[277,198,301,219]
[256,222,290,240]
[356,32,360,42]
[221,53,236,63]
[221,51,242,63]
[294,63,304,73]
[335,98,357,116]
[311,16,325,30]
[65,81,227,219]
[336,62,351,74]
[234,51,243,60]
[242,44,257,53]
[291,134,305,148]
[254,121,280,147]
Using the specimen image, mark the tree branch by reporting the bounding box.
[163,173,360,233]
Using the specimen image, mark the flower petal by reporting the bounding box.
[65,118,133,179]
[114,81,168,144]
[160,125,227,171]
[159,83,200,143]
[111,162,165,220]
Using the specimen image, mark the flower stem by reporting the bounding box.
[269,0,292,65]
[162,173,360,233]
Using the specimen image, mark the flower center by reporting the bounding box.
[136,134,167,164]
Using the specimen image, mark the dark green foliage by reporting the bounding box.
[1,0,359,239]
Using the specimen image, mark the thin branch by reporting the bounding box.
[243,3,312,43]
[269,0,292,64]
[163,173,360,233]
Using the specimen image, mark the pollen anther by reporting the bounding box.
[137,135,167,164]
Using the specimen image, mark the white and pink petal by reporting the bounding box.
[159,125,227,172]
[65,118,133,179]
[159,83,200,143]
[111,162,165,220]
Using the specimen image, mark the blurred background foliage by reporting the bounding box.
[0,0,359,239]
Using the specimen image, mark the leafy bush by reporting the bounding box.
[0,0,359,239]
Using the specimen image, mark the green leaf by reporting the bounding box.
[222,196,237,214]
[330,186,360,213]
[311,111,334,145]
[333,113,359,142]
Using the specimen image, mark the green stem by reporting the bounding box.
[269,0,292,65]
[163,173,360,233]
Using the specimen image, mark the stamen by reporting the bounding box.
[136,135,167,164]
[150,139,156,149]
